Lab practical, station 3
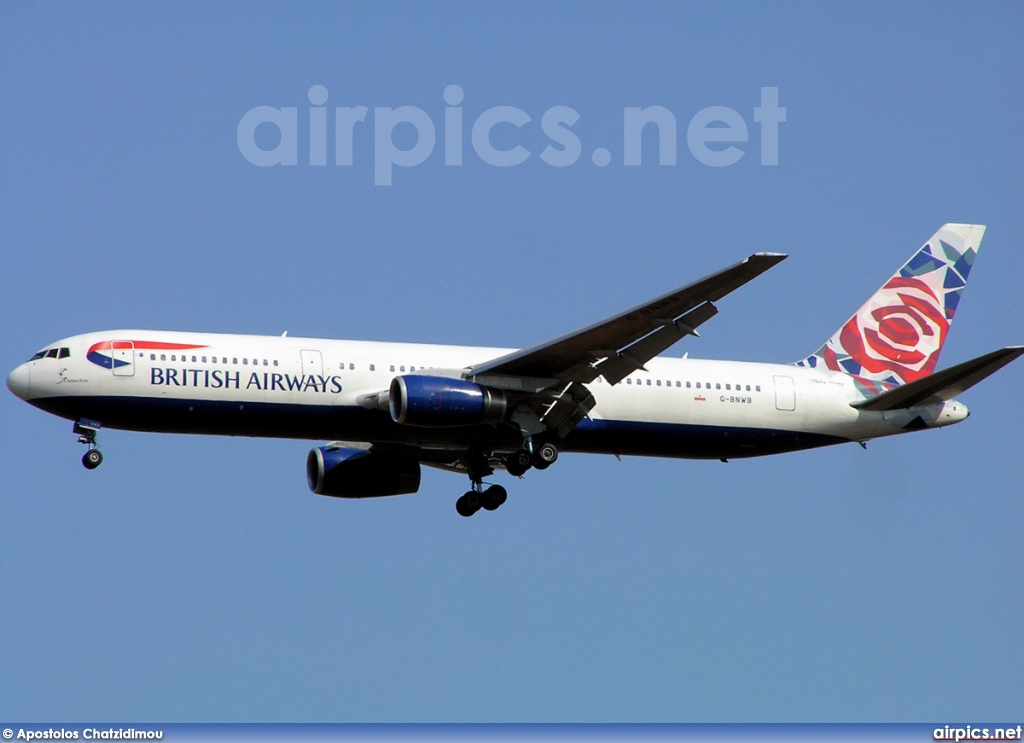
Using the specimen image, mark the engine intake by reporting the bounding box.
[389,375,506,427]
[307,446,421,498]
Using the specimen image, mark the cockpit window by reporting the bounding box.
[45,348,59,359]
[29,351,47,361]
[58,348,70,358]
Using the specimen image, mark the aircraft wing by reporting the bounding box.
[468,252,787,387]
[851,346,1024,412]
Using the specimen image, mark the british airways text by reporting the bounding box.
[150,368,343,393]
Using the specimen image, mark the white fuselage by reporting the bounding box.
[8,329,969,460]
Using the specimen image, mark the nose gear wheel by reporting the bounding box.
[74,420,103,469]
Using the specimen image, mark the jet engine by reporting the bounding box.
[389,375,506,427]
[306,446,421,497]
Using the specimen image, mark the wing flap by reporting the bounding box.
[592,301,719,384]
[851,346,1024,411]
[539,381,598,438]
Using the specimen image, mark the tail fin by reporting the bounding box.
[796,223,986,386]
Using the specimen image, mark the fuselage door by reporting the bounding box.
[773,375,795,411]
[111,341,135,377]
[301,349,323,378]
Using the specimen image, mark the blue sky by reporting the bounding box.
[2,1,1022,722]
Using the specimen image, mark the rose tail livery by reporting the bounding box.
[8,224,1022,517]
[797,223,982,385]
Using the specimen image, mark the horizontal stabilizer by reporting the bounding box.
[851,346,1024,411]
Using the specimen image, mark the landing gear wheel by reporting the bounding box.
[505,449,532,477]
[533,442,558,470]
[481,485,508,511]
[82,449,103,470]
[456,491,481,517]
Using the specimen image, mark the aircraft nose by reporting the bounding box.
[7,363,31,400]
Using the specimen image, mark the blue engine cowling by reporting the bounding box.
[389,375,507,427]
[307,446,421,498]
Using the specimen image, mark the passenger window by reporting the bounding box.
[263,360,268,366]
[696,382,701,389]
[202,356,207,363]
[274,360,279,366]
[626,378,632,385]
[646,379,651,386]
[745,385,750,391]
[151,354,156,361]
[656,380,661,387]
[390,365,395,372]
[243,358,248,365]
[349,363,354,370]
[686,381,691,388]
[726,384,731,390]
[370,364,375,372]
[233,358,238,364]
[716,383,721,390]
[755,385,761,392]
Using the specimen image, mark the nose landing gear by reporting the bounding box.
[74,419,103,469]
[82,448,103,469]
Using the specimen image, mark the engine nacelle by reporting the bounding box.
[306,446,421,498]
[389,375,506,427]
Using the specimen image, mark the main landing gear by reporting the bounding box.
[456,448,513,518]
[503,442,558,477]
[533,442,559,469]
[455,441,559,517]
[456,483,508,517]
[74,419,103,469]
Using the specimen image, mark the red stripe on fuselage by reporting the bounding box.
[88,340,208,354]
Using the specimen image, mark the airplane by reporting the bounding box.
[7,223,1022,517]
